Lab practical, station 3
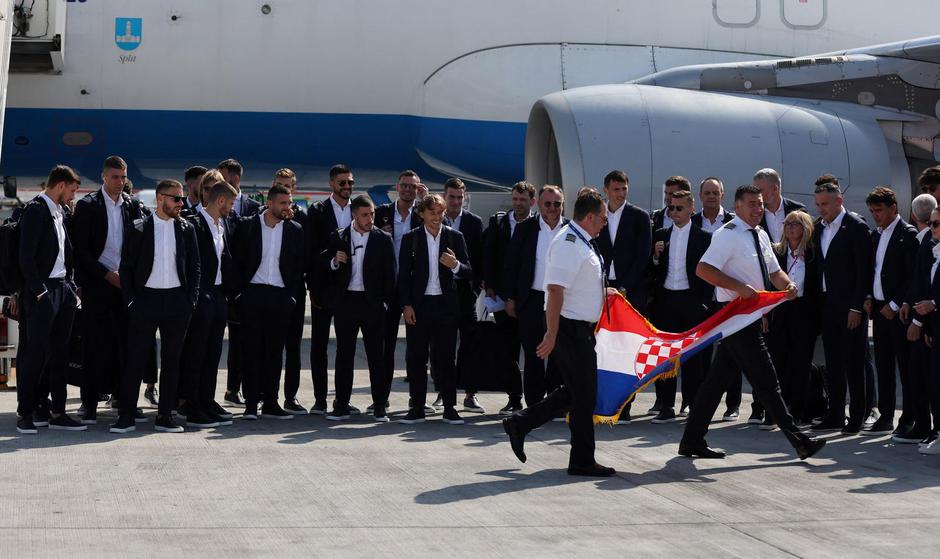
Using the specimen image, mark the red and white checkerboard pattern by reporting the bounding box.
[634,336,699,378]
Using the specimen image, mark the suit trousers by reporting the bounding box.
[872,301,912,423]
[121,287,191,417]
[405,294,459,409]
[383,290,403,395]
[225,304,242,394]
[820,297,868,426]
[241,285,293,408]
[309,302,334,405]
[494,310,523,399]
[283,288,307,402]
[651,289,709,410]
[80,280,127,408]
[910,336,934,431]
[17,279,77,416]
[455,282,479,393]
[767,297,818,422]
[682,318,806,450]
[518,290,559,407]
[334,292,386,407]
[180,286,228,410]
[514,317,598,468]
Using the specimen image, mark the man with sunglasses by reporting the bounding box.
[111,180,201,434]
[502,185,568,409]
[306,164,355,415]
[651,176,692,232]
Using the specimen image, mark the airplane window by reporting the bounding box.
[713,0,759,27]
[782,0,827,29]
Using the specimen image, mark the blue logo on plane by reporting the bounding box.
[115,18,142,51]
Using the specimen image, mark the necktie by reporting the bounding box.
[750,228,774,291]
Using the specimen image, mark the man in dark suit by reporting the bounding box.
[306,164,355,414]
[71,155,150,423]
[596,170,652,313]
[755,168,807,244]
[178,181,238,429]
[649,191,713,422]
[502,186,568,408]
[181,165,208,218]
[442,178,486,413]
[692,177,735,233]
[231,183,305,421]
[323,195,397,421]
[375,170,424,411]
[812,182,873,434]
[15,165,84,434]
[651,176,692,232]
[397,193,472,425]
[110,180,200,434]
[862,187,918,436]
[218,158,261,222]
[482,181,535,414]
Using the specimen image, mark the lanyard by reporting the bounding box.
[787,251,801,275]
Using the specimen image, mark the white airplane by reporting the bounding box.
[1,0,939,215]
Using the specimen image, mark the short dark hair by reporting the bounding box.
[184,166,208,182]
[329,164,352,180]
[815,173,839,187]
[444,177,465,192]
[671,190,693,203]
[156,179,183,195]
[267,183,291,199]
[734,184,762,202]
[47,165,80,188]
[918,166,940,192]
[103,155,127,171]
[539,184,564,199]
[865,186,897,207]
[207,181,238,204]
[216,158,243,177]
[398,170,418,181]
[603,170,629,187]
[511,181,536,199]
[699,177,723,191]
[814,182,842,195]
[664,176,692,191]
[573,188,604,220]
[351,194,374,212]
[418,193,445,213]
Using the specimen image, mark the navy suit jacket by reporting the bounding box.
[502,216,570,308]
[187,211,234,298]
[597,203,651,307]
[232,213,305,299]
[650,223,713,306]
[120,214,201,308]
[446,210,484,292]
[691,209,735,229]
[323,226,396,309]
[870,218,918,306]
[71,189,149,287]
[812,211,872,311]
[398,225,472,308]
[482,211,531,295]
[17,196,75,300]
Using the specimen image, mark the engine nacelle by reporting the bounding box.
[525,84,914,214]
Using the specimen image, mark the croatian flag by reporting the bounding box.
[594,291,788,423]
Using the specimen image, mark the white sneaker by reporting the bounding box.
[919,438,940,455]
[431,394,444,411]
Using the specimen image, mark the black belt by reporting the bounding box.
[142,286,184,293]
[560,316,596,330]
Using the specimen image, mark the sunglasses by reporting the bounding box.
[542,201,562,208]
[160,193,186,203]
[337,179,355,187]
[784,221,804,228]
[931,220,940,229]
[666,205,689,212]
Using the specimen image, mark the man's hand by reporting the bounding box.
[335,251,348,265]
[784,283,797,301]
[105,271,121,289]
[880,304,897,321]
[737,284,758,300]
[914,300,937,316]
[505,299,516,318]
[907,322,922,342]
[863,299,873,316]
[417,183,428,200]
[847,310,862,330]
[606,287,620,297]
[439,248,458,270]
[900,303,911,324]
[403,305,416,325]
[653,240,665,259]
[284,207,295,221]
[536,331,556,359]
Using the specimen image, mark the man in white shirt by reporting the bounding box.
[692,177,734,233]
[755,168,807,244]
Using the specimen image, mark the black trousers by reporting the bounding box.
[241,285,293,408]
[383,290,403,394]
[820,297,868,426]
[225,302,242,394]
[518,290,559,407]
[455,282,479,394]
[651,289,709,410]
[871,301,911,423]
[494,310,523,399]
[767,298,818,422]
[309,301,333,405]
[80,280,127,408]
[17,279,77,416]
[121,287,191,417]
[910,334,935,431]
[283,288,307,402]
[405,294,458,408]
[514,317,598,467]
[334,292,386,407]
[682,319,806,450]
[180,287,228,410]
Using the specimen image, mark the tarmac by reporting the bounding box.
[1,329,939,558]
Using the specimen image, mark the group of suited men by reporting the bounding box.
[12,154,940,454]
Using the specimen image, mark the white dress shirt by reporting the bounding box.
[543,222,604,321]
[424,227,444,296]
[664,222,691,290]
[250,214,285,287]
[330,195,352,229]
[233,193,243,216]
[342,228,370,292]
[699,207,727,233]
[144,215,182,289]
[786,248,806,297]
[199,207,225,286]
[392,201,415,261]
[606,202,624,280]
[532,216,564,291]
[508,211,527,236]
[446,210,463,231]
[98,187,124,272]
[819,206,847,293]
[764,200,786,243]
[39,193,66,279]
[872,214,900,308]
[700,216,781,302]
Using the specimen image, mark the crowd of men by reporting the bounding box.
[9,155,940,457]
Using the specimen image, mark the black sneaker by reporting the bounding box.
[176,401,195,420]
[242,404,258,420]
[283,399,308,415]
[651,408,678,424]
[33,407,51,427]
[397,408,426,424]
[747,410,764,425]
[224,390,244,406]
[210,401,234,420]
[373,406,390,423]
[109,415,136,434]
[499,399,523,416]
[919,431,939,448]
[261,404,293,420]
[134,408,148,423]
[616,409,632,425]
[348,404,362,416]
[862,417,894,435]
[366,401,391,413]
[309,400,327,416]
[154,415,184,433]
[326,406,351,421]
[186,409,220,429]
[893,426,928,444]
[49,414,88,431]
[16,416,38,434]
[81,408,97,425]
[722,408,739,421]
[463,395,486,413]
[206,409,233,426]
[144,386,159,407]
[647,399,663,416]
[442,407,465,425]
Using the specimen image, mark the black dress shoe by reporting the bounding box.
[224,390,244,406]
[841,422,861,435]
[502,418,527,463]
[862,417,894,435]
[567,462,616,477]
[795,437,826,460]
[812,417,845,431]
[210,400,234,420]
[651,408,678,424]
[678,442,726,459]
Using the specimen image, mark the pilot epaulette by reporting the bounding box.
[565,233,576,242]
[722,222,737,230]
